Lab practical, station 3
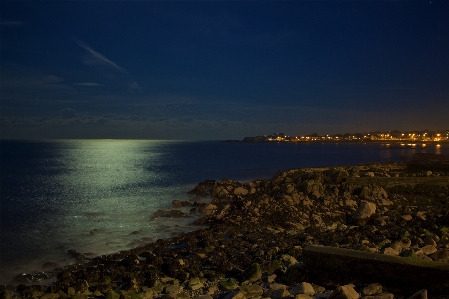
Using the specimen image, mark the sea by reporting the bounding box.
[0,139,448,285]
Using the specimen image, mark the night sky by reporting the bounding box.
[1,1,448,140]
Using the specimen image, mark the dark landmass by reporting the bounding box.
[2,161,449,299]
[223,129,449,143]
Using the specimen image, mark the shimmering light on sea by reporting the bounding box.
[0,140,204,284]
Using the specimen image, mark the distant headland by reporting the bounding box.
[223,129,449,143]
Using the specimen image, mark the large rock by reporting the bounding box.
[351,201,376,225]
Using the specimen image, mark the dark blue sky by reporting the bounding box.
[1,1,448,140]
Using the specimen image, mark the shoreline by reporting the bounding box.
[2,161,449,299]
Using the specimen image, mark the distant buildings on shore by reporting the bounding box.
[241,130,449,143]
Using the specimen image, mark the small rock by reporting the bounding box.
[401,215,412,222]
[329,285,359,299]
[280,254,297,267]
[381,247,399,256]
[420,245,437,255]
[430,249,449,262]
[406,289,427,299]
[266,284,290,298]
[290,282,315,295]
[361,283,382,296]
[239,285,264,298]
[164,286,183,295]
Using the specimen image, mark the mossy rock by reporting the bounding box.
[106,290,120,299]
[205,246,215,253]
[189,277,201,286]
[218,278,239,291]
[265,260,283,275]
[402,231,412,238]
[127,293,143,299]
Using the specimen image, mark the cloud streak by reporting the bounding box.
[76,40,124,72]
[76,40,141,92]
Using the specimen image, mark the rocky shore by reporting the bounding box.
[1,162,449,299]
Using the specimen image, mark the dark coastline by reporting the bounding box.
[2,161,449,299]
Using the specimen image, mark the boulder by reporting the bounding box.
[351,202,376,225]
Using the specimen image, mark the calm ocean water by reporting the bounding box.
[0,139,447,284]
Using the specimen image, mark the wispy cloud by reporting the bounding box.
[76,40,141,92]
[76,40,124,71]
